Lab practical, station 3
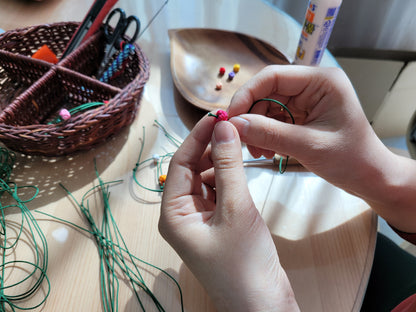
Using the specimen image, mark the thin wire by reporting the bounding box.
[36,161,184,311]
[138,0,169,39]
[48,102,105,124]
[132,124,178,193]
[153,120,182,148]
[0,147,50,311]
[249,98,295,174]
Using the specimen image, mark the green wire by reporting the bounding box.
[36,161,184,312]
[0,147,50,311]
[153,120,182,148]
[132,126,175,193]
[48,102,106,124]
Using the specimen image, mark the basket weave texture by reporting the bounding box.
[0,22,150,156]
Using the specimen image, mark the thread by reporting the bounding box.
[133,125,176,193]
[132,121,184,193]
[36,160,184,311]
[48,102,105,124]
[0,147,50,311]
[153,120,182,148]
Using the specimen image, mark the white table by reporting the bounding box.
[0,0,376,310]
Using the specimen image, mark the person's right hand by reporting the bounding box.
[228,65,393,197]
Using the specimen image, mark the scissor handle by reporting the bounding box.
[103,8,127,43]
[122,15,141,44]
[97,9,141,78]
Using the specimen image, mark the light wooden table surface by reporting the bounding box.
[0,0,377,311]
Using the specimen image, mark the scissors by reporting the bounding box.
[97,8,140,77]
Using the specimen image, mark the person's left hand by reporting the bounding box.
[159,114,299,312]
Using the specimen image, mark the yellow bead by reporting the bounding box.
[159,174,167,186]
[233,63,240,73]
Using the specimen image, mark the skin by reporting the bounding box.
[159,117,298,311]
[159,65,416,311]
[228,65,416,233]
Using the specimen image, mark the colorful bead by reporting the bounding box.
[216,110,228,121]
[219,67,226,75]
[228,72,235,80]
[59,109,71,121]
[152,154,160,164]
[233,63,240,73]
[215,82,223,90]
[159,174,167,187]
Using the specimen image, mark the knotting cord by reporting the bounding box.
[133,121,182,193]
[36,160,184,312]
[0,147,50,311]
[48,102,106,124]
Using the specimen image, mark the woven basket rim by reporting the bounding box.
[0,21,150,155]
[0,23,150,128]
[0,21,80,38]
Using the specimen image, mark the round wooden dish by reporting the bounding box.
[169,28,289,111]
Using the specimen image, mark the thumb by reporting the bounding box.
[211,121,253,218]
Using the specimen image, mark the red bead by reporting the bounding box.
[216,110,228,121]
[219,67,226,75]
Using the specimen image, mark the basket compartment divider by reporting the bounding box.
[0,22,149,156]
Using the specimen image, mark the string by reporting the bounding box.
[133,121,182,193]
[153,120,182,148]
[36,161,184,312]
[138,0,169,39]
[133,127,175,193]
[48,102,106,124]
[249,98,295,173]
[0,147,50,311]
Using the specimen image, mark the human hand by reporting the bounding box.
[228,65,393,195]
[159,115,299,312]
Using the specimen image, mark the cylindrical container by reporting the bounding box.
[294,0,342,66]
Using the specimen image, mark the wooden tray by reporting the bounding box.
[169,28,289,111]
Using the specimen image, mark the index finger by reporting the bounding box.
[227,65,315,117]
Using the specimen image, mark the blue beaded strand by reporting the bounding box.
[99,43,135,83]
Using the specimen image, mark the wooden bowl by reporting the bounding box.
[169,28,290,111]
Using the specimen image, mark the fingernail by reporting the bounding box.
[214,121,235,143]
[229,116,249,138]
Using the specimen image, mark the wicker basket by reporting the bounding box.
[0,22,149,156]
